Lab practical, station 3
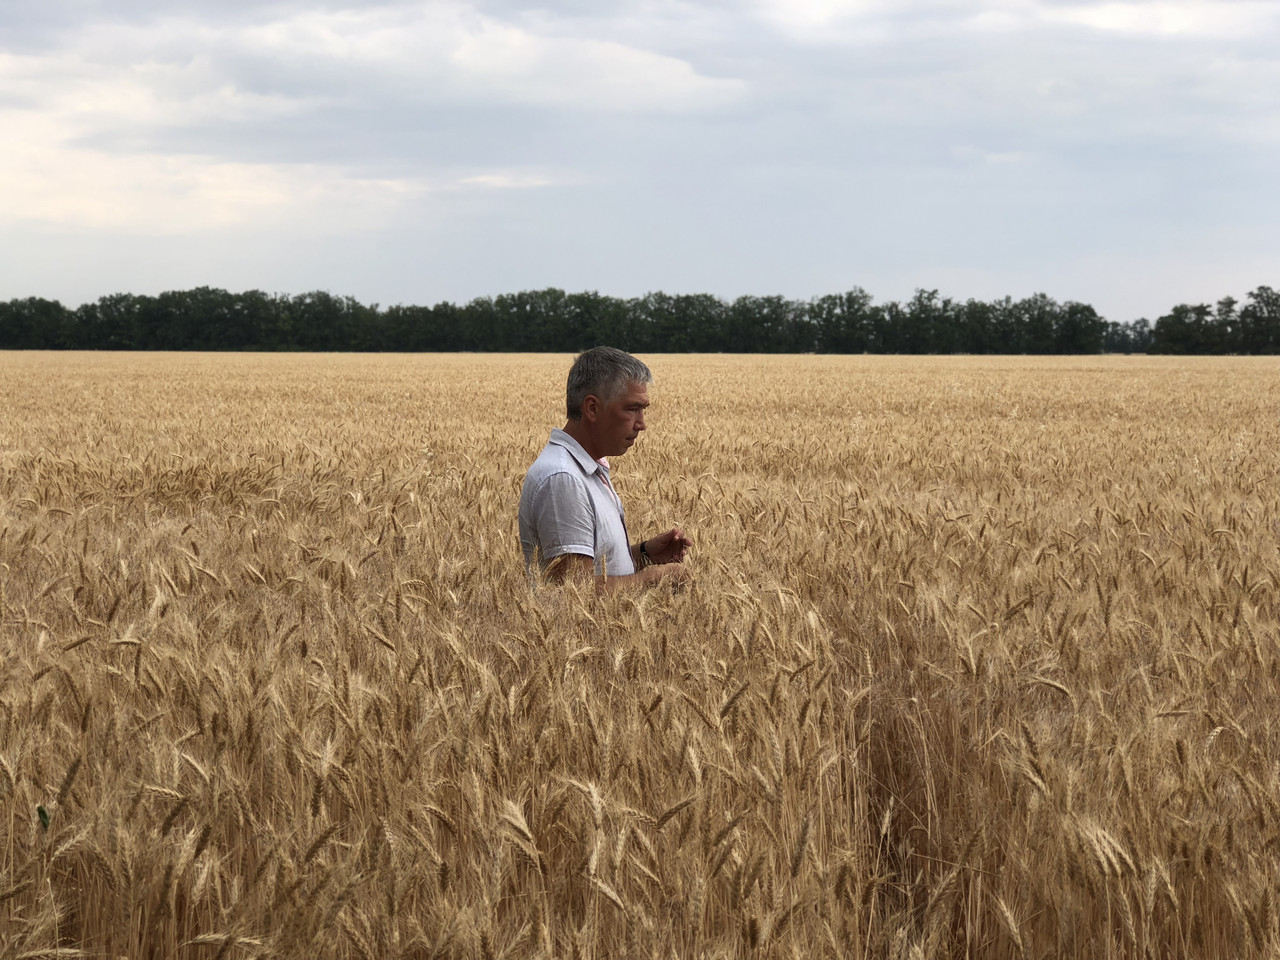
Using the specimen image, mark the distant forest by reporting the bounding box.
[2,285,1278,354]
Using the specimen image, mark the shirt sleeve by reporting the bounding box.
[529,471,597,564]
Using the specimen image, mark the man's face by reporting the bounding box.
[596,380,649,456]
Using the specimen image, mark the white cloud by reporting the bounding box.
[749,0,875,29]
[0,50,336,231]
[951,144,1032,165]
[457,171,557,188]
[224,3,744,112]
[0,100,564,233]
[748,0,1280,42]
[0,51,310,136]
[1041,2,1279,38]
[0,130,420,234]
[447,19,743,111]
[0,0,1277,319]
[747,0,897,42]
[0,3,737,232]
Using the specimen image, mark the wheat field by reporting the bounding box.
[1,351,1279,959]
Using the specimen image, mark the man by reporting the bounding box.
[519,346,692,590]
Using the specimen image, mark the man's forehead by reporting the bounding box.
[620,381,650,404]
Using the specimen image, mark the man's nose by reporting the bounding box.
[636,413,646,430]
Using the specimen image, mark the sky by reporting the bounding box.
[1,0,1278,323]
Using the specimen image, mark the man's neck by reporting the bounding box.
[561,420,603,461]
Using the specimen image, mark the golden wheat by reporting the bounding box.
[1,351,1279,958]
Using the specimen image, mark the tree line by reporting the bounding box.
[1,285,1277,353]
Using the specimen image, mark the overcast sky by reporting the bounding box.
[2,0,1278,322]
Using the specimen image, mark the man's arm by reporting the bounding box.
[631,528,692,568]
[545,552,689,593]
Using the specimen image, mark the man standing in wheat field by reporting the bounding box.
[519,346,692,590]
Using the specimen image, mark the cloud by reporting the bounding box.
[0,49,323,231]
[58,3,745,114]
[0,0,1276,321]
[458,172,558,189]
[446,18,744,111]
[748,0,1280,43]
[747,0,900,42]
[0,2,743,233]
[0,135,420,234]
[1041,1,1280,38]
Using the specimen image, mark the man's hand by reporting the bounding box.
[643,527,692,565]
[545,551,689,593]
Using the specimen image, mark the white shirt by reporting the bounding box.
[518,428,635,579]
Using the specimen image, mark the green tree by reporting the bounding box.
[1240,286,1280,354]
[902,289,957,353]
[1208,297,1241,354]
[811,288,875,353]
[672,294,728,351]
[73,293,152,349]
[958,299,998,354]
[0,297,72,348]
[492,289,573,351]
[566,291,630,351]
[1151,303,1215,354]
[1013,294,1060,354]
[1054,302,1106,354]
[290,291,368,350]
[153,287,245,349]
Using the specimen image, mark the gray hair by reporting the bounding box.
[566,346,652,420]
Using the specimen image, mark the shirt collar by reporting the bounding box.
[548,427,604,477]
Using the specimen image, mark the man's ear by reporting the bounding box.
[582,394,600,421]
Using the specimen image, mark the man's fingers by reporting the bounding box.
[673,529,692,558]
[654,527,692,563]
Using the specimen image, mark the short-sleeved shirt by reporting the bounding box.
[519,428,635,579]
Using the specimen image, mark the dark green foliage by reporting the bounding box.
[1238,286,1280,355]
[1149,287,1280,355]
[1151,303,1225,354]
[811,288,876,353]
[1103,318,1152,354]
[0,284,1272,353]
[0,297,71,349]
